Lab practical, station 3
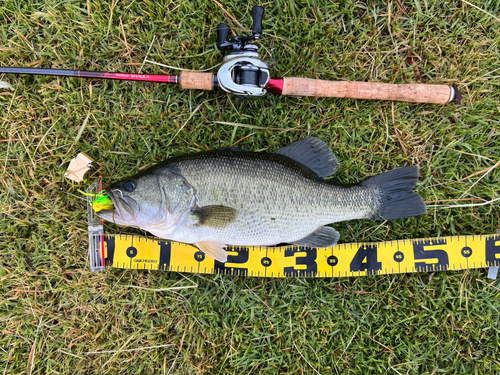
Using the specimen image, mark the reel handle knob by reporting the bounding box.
[217,23,231,48]
[251,5,264,37]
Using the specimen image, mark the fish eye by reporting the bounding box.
[124,180,136,192]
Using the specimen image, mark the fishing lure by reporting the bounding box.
[80,190,114,212]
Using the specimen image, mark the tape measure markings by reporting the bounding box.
[97,233,500,277]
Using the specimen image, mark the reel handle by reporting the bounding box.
[251,5,264,37]
[217,23,231,48]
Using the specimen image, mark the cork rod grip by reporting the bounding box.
[179,71,214,90]
[282,77,455,104]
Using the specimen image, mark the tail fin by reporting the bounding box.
[361,166,426,220]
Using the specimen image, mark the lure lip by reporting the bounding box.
[91,195,115,212]
[97,190,120,222]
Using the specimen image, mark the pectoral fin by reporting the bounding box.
[291,226,340,248]
[196,241,228,262]
[191,205,237,228]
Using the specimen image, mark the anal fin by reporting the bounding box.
[196,241,229,263]
[291,226,340,248]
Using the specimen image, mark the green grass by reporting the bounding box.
[1,0,500,373]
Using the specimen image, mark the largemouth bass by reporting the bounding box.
[98,137,426,262]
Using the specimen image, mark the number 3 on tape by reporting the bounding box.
[97,234,500,277]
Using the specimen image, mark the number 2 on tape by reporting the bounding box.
[98,234,500,277]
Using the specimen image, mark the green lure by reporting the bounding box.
[80,190,114,212]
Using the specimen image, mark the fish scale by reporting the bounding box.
[99,138,426,262]
[174,154,371,244]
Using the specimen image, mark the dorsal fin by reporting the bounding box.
[274,137,338,178]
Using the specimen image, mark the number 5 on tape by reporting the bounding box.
[96,234,500,277]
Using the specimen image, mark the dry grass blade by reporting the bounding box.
[124,285,198,291]
[459,159,500,182]
[336,302,376,367]
[101,336,135,367]
[86,344,173,355]
[432,197,500,209]
[392,101,407,157]
[3,348,14,375]
[211,0,244,29]
[57,349,85,360]
[73,112,91,146]
[26,318,43,375]
[458,159,500,199]
[214,121,268,130]
[33,118,60,161]
[437,145,493,161]
[461,0,500,22]
[140,35,156,73]
[144,59,220,72]
[166,103,204,148]
[2,89,18,173]
[214,121,303,131]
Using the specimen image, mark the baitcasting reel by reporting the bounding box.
[216,5,270,98]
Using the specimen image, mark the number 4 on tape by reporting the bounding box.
[90,233,500,278]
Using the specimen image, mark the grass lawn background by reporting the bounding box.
[1,0,500,373]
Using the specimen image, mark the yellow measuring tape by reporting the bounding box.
[94,233,500,277]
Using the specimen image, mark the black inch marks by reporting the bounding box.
[350,245,382,275]
[485,236,500,266]
[215,246,250,276]
[158,241,171,271]
[413,239,449,272]
[104,235,115,266]
[284,247,317,277]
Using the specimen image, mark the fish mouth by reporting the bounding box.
[98,190,139,224]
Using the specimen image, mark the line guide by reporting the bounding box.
[89,232,500,277]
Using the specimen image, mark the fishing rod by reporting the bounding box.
[0,6,461,104]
